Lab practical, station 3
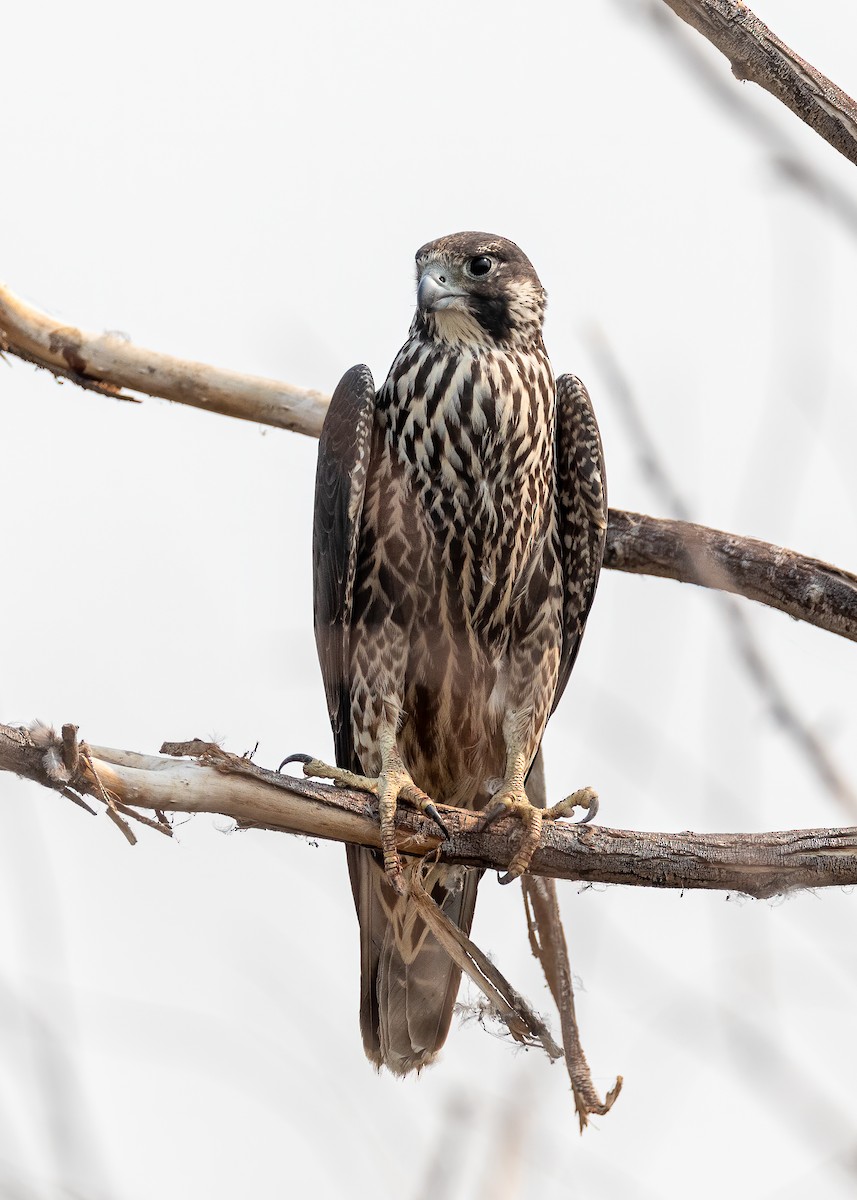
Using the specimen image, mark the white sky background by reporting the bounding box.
[2,0,857,1196]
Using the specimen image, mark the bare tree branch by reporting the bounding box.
[606,511,857,645]
[5,723,857,900]
[0,283,328,435]
[634,1,857,238]
[659,0,857,168]
[3,282,855,648]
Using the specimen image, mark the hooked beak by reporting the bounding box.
[417,268,467,314]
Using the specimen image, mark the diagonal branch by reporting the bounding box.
[5,722,857,900]
[659,0,857,168]
[637,1,857,238]
[409,864,563,1061]
[3,283,856,645]
[0,283,328,435]
[605,511,857,644]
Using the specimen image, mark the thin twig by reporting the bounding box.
[522,876,623,1130]
[520,752,622,1128]
[409,862,563,1061]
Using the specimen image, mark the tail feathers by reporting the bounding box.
[347,845,481,1075]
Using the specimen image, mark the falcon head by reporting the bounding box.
[413,231,546,351]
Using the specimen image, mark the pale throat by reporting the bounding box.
[422,307,492,349]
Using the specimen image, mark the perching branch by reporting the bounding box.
[2,283,856,647]
[659,0,857,169]
[5,722,857,900]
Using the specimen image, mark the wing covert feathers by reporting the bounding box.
[553,373,608,712]
[312,364,375,772]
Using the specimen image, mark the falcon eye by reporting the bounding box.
[467,255,493,277]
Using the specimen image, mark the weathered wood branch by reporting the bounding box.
[3,283,855,646]
[660,0,857,169]
[4,723,857,900]
[0,283,328,435]
[605,511,857,644]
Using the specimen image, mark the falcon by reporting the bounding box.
[292,232,607,1075]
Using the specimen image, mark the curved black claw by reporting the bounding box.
[577,793,599,825]
[423,802,451,842]
[278,752,313,773]
[480,800,509,830]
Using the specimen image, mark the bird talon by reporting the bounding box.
[423,802,450,841]
[481,799,512,829]
[578,792,599,824]
[278,752,313,772]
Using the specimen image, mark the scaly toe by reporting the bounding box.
[498,803,544,885]
[482,794,543,885]
[545,786,599,824]
[284,756,379,793]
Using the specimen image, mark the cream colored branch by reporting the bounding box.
[5,724,857,899]
[0,283,328,435]
[2,282,856,645]
[660,0,857,167]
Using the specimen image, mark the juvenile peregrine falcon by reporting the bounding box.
[298,232,606,1074]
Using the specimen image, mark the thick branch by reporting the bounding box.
[660,0,857,168]
[4,724,857,900]
[0,284,328,435]
[606,511,857,643]
[3,283,855,645]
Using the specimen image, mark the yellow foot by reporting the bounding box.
[280,752,449,895]
[483,785,599,885]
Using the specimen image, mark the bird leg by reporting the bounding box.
[280,736,449,895]
[482,744,598,885]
